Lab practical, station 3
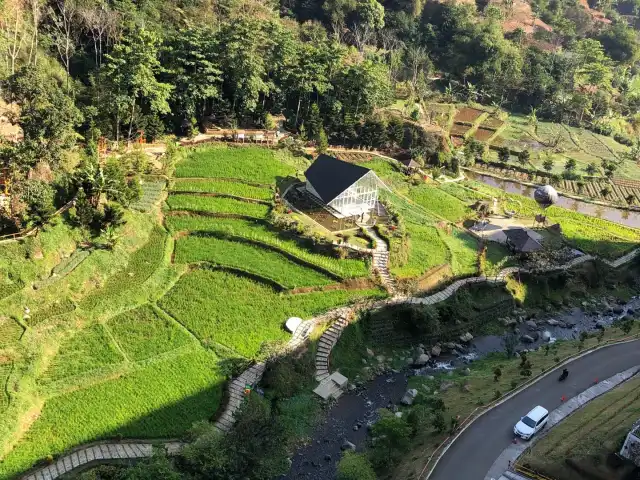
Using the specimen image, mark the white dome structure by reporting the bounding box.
[534,185,558,208]
[285,317,303,334]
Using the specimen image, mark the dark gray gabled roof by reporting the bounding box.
[398,158,421,169]
[305,154,371,203]
[504,228,542,253]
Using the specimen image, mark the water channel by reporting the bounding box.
[464,170,640,229]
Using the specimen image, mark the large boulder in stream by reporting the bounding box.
[431,345,442,357]
[525,320,537,330]
[460,332,474,343]
[341,439,356,451]
[401,388,418,406]
[414,353,430,366]
[520,334,535,343]
[542,331,552,341]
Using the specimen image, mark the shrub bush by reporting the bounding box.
[337,452,376,480]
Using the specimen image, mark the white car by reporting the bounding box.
[514,405,549,440]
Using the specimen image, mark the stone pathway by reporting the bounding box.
[604,248,638,268]
[22,442,184,480]
[365,227,396,294]
[215,319,314,432]
[309,250,637,399]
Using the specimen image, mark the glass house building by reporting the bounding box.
[304,154,389,218]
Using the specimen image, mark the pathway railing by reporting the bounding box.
[0,198,76,244]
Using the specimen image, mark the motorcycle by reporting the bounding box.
[558,369,569,382]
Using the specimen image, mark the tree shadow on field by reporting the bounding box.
[275,175,302,195]
[18,377,233,478]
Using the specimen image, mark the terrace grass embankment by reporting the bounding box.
[174,235,335,289]
[165,194,271,219]
[78,225,168,312]
[391,223,448,279]
[174,145,302,183]
[170,178,274,201]
[38,324,124,386]
[106,305,193,362]
[158,269,386,358]
[165,216,370,279]
[408,185,471,223]
[0,349,225,480]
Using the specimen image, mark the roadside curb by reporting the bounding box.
[421,335,640,479]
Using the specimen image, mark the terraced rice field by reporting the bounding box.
[171,179,273,200]
[439,105,637,182]
[390,223,448,279]
[332,151,378,163]
[0,318,23,349]
[174,235,335,288]
[481,117,504,129]
[165,194,271,218]
[106,306,193,361]
[408,185,472,223]
[450,123,472,137]
[79,226,168,311]
[175,145,302,183]
[474,127,495,142]
[39,324,123,386]
[159,269,384,357]
[166,216,369,279]
[454,107,484,123]
[0,349,225,480]
[131,179,165,212]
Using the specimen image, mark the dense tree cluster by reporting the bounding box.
[1,0,638,155]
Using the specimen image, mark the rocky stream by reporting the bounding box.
[283,295,640,479]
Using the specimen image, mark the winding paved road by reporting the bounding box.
[430,339,640,480]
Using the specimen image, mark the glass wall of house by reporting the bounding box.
[329,172,378,217]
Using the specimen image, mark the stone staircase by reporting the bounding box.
[214,362,266,432]
[215,319,314,432]
[366,227,396,293]
[315,315,349,382]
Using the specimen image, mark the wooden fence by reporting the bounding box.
[0,197,76,244]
